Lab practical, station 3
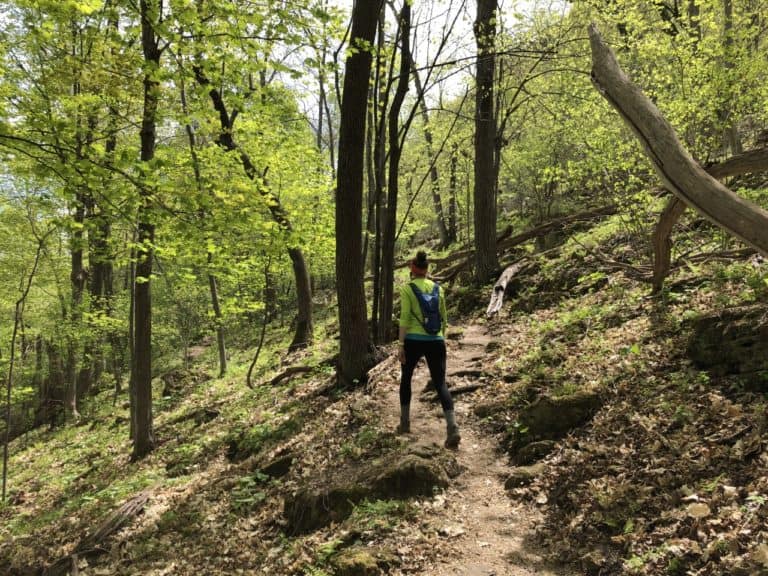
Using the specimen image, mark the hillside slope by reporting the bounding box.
[2,222,768,576]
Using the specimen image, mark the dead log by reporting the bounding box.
[267,365,315,386]
[435,205,616,282]
[589,24,768,259]
[495,205,617,254]
[487,260,527,317]
[42,492,149,576]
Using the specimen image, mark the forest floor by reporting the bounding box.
[3,219,768,576]
[370,322,573,576]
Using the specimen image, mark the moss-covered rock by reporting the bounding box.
[284,447,453,534]
[331,546,398,576]
[505,463,547,488]
[515,440,556,465]
[506,390,602,459]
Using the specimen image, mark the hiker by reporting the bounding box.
[397,251,461,449]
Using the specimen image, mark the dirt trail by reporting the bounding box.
[377,324,572,576]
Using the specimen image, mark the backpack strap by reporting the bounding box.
[408,282,426,327]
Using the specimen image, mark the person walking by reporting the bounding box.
[397,251,461,449]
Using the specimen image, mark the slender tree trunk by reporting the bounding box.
[128,241,136,439]
[3,229,48,502]
[411,62,449,247]
[192,64,313,351]
[377,2,410,345]
[33,336,45,427]
[180,72,228,377]
[370,10,388,338]
[720,0,742,156]
[473,0,500,283]
[132,0,161,460]
[336,0,383,386]
[448,143,459,243]
[362,106,377,272]
[207,255,228,376]
[66,198,86,419]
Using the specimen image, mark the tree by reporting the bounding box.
[589,24,768,257]
[132,0,163,460]
[336,0,383,386]
[473,0,500,283]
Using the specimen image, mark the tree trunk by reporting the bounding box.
[180,70,228,377]
[448,143,459,244]
[411,61,449,247]
[377,1,410,346]
[33,336,45,427]
[652,148,768,292]
[206,253,227,376]
[287,247,314,352]
[473,0,500,283]
[370,10,388,340]
[362,106,377,273]
[66,198,86,419]
[132,0,161,460]
[193,63,313,351]
[720,0,742,157]
[589,24,768,257]
[336,0,383,386]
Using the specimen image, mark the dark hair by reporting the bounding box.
[414,251,429,269]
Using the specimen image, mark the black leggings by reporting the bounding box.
[400,339,454,412]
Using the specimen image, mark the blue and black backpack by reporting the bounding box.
[409,282,442,335]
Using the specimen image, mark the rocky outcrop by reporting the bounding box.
[687,305,768,390]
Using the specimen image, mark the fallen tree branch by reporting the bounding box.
[652,146,768,293]
[435,205,616,282]
[422,383,486,401]
[42,492,149,576]
[267,366,315,387]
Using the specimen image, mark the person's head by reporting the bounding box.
[409,251,429,277]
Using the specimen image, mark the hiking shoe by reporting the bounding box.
[396,423,411,435]
[445,427,461,449]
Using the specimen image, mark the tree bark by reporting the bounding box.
[376,1,410,345]
[370,9,388,340]
[486,260,527,317]
[589,24,768,257]
[336,0,383,386]
[207,253,227,376]
[66,196,86,419]
[132,0,161,460]
[448,142,459,244]
[652,148,768,293]
[473,0,500,283]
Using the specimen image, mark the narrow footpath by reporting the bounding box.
[373,323,573,576]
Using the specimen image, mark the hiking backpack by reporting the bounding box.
[409,282,442,335]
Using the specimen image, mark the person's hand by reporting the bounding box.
[398,345,405,365]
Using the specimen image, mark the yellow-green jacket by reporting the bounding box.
[398,278,447,340]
